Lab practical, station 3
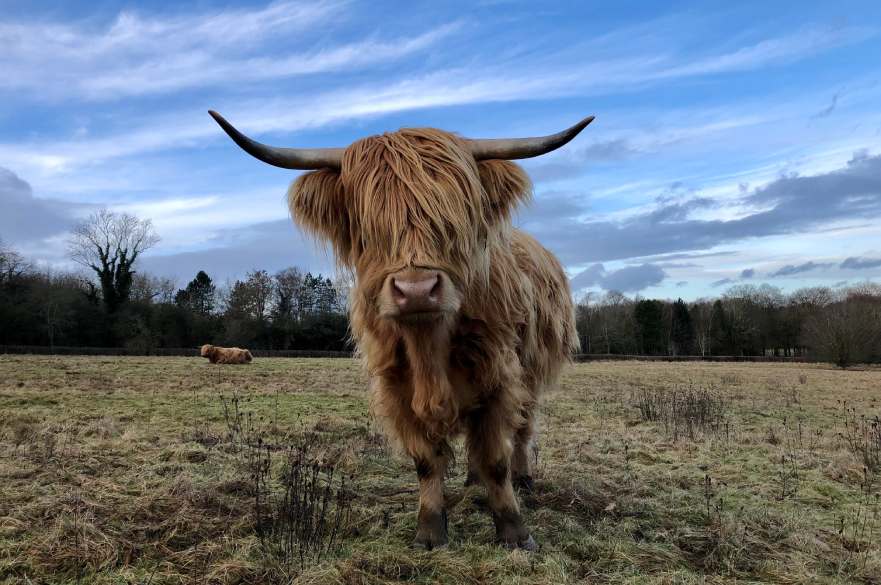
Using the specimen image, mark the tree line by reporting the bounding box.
[0,211,351,352]
[2,210,880,365]
[575,283,881,367]
[0,259,352,353]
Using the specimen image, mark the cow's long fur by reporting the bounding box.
[200,344,253,364]
[287,127,578,548]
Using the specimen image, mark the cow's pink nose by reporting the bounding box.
[391,273,441,312]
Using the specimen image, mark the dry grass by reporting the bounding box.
[1,356,880,584]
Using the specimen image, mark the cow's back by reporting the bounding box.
[511,229,579,390]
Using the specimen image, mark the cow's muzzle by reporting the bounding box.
[380,268,459,320]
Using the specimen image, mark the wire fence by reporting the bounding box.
[573,353,811,363]
[1,345,812,362]
[0,345,354,358]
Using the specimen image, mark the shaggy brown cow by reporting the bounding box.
[200,344,253,364]
[210,110,592,550]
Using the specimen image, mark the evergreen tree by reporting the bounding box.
[710,299,730,355]
[634,299,665,354]
[670,298,695,355]
[175,271,216,315]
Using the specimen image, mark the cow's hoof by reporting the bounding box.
[512,474,535,493]
[493,509,534,551]
[413,508,448,551]
[519,534,538,551]
[412,533,448,551]
[501,534,537,552]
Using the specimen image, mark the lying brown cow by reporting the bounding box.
[200,344,253,364]
[210,110,591,550]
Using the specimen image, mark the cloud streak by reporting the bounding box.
[140,219,331,283]
[841,256,881,270]
[570,262,667,292]
[770,261,835,277]
[0,1,347,99]
[528,152,881,266]
[79,23,462,99]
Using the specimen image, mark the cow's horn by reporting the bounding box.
[208,110,344,170]
[467,115,595,161]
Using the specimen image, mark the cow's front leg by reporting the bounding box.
[410,439,451,550]
[376,373,452,549]
[510,408,536,493]
[466,400,536,550]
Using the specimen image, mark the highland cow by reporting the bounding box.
[200,344,253,364]
[210,110,591,550]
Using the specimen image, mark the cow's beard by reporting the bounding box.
[399,314,459,440]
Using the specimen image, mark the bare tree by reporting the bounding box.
[574,291,597,353]
[41,268,62,349]
[333,272,354,313]
[274,267,304,319]
[226,270,274,320]
[597,290,634,354]
[0,238,31,283]
[67,209,159,312]
[691,300,714,356]
[131,273,176,304]
[248,270,274,319]
[803,294,881,367]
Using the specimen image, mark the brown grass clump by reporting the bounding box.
[633,384,728,441]
[839,402,881,472]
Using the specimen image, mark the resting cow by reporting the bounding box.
[200,344,253,364]
[210,110,591,550]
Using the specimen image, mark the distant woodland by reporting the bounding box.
[2,210,880,366]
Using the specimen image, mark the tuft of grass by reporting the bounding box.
[720,373,741,386]
[633,384,728,441]
[840,402,881,472]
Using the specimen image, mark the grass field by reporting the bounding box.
[1,356,880,584]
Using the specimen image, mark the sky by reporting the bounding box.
[2,0,881,300]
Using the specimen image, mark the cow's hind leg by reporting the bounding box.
[464,447,480,487]
[511,408,536,493]
[466,400,536,550]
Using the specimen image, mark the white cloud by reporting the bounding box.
[652,26,875,79]
[0,67,575,176]
[78,22,461,99]
[0,2,458,100]
[10,48,878,183]
[109,190,293,251]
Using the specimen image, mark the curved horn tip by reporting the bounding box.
[207,110,237,139]
[208,110,235,134]
[468,114,597,161]
[568,115,596,135]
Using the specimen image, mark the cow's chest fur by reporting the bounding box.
[387,315,524,434]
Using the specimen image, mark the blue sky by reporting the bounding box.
[2,0,881,299]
